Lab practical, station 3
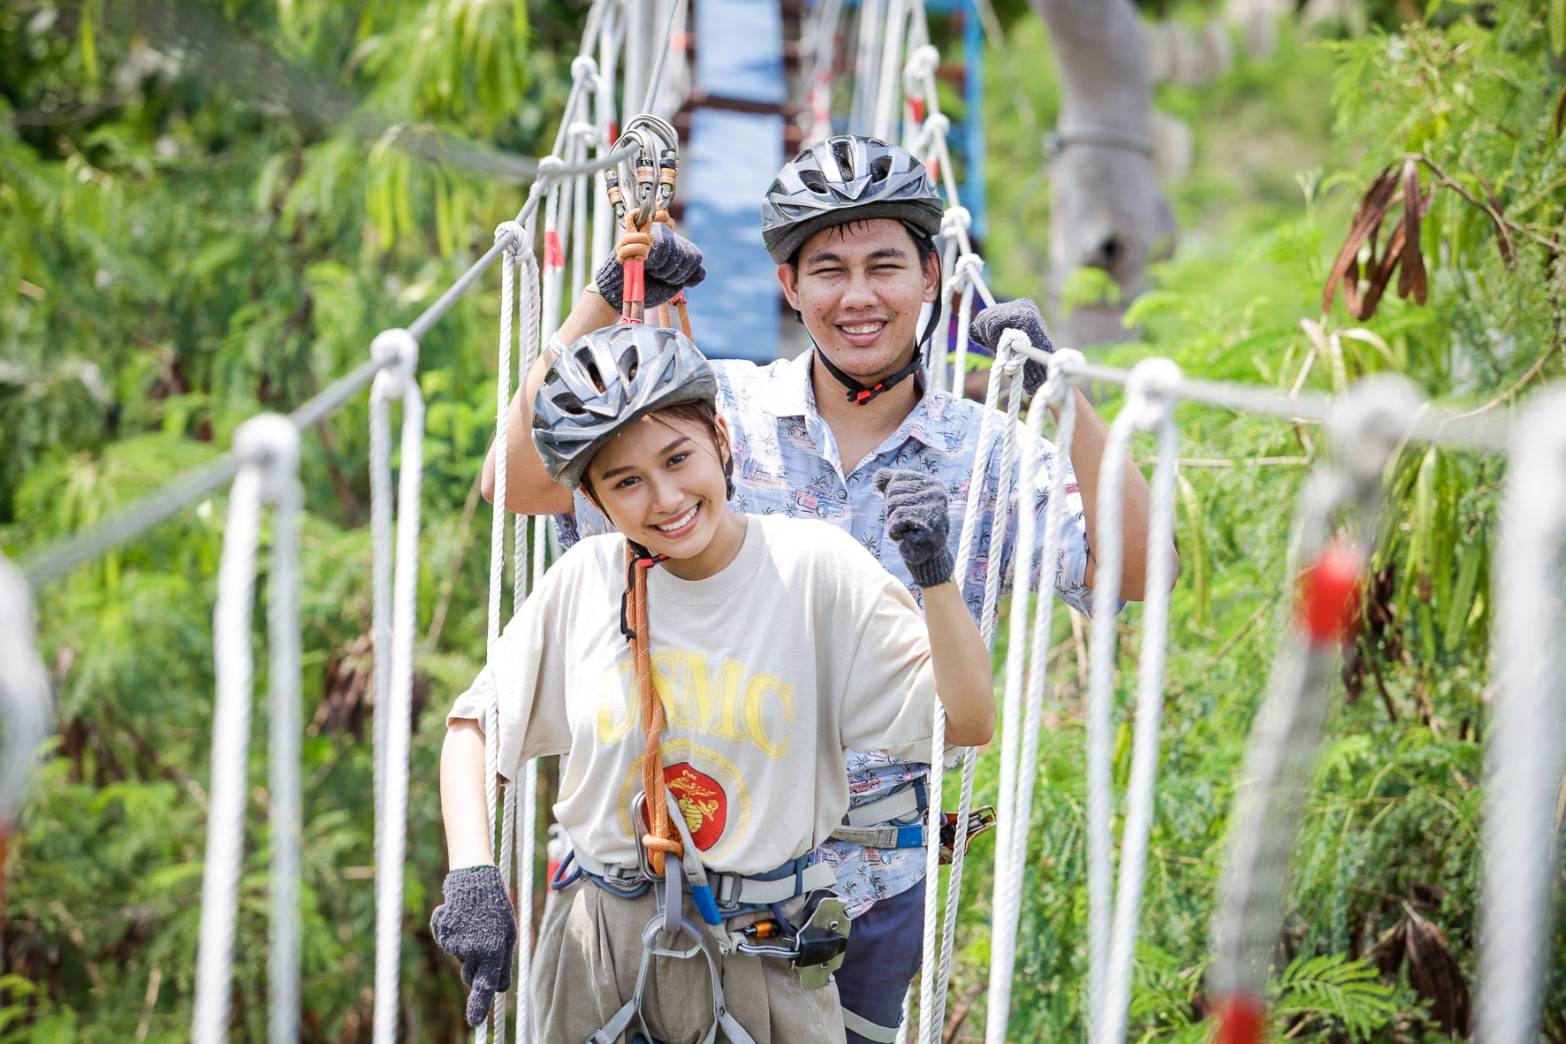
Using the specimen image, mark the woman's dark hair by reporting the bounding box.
[580,399,734,508]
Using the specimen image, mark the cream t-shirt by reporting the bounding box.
[447,513,939,876]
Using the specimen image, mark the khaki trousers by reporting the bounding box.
[530,878,847,1044]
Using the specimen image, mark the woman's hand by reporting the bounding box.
[430,865,518,1026]
[874,469,994,747]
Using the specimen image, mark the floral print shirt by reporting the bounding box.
[557,351,1099,915]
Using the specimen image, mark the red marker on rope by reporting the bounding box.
[1214,995,1264,1044]
[544,230,566,269]
[1296,538,1363,643]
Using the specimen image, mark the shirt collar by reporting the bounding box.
[763,348,946,445]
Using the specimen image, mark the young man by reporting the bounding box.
[483,135,1171,1044]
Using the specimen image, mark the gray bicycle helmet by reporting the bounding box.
[533,324,718,490]
[761,135,945,264]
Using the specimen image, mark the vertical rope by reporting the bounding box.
[370,330,424,1044]
[192,465,263,1044]
[1084,405,1133,1038]
[192,414,299,1044]
[934,350,1026,1018]
[1476,387,1566,1044]
[918,326,1009,1043]
[1099,367,1180,1043]
[871,0,908,139]
[1208,377,1418,1044]
[479,224,521,1044]
[986,373,1079,1044]
[510,236,545,1042]
[266,446,303,1044]
[0,559,51,863]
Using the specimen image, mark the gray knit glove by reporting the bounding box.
[969,298,1056,397]
[875,469,954,588]
[594,223,706,308]
[431,865,517,1027]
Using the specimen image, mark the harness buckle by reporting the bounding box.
[792,897,850,990]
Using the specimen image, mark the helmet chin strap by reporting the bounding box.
[815,300,943,406]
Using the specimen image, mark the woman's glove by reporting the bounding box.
[875,469,954,588]
[594,223,707,308]
[969,298,1056,397]
[430,865,517,1027]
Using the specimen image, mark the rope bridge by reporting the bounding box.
[3,1,1563,1042]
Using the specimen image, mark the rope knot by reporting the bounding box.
[996,330,1030,377]
[494,220,527,256]
[370,328,420,398]
[233,414,301,502]
[570,55,599,86]
[941,206,972,238]
[1041,348,1085,407]
[952,252,985,290]
[616,229,654,263]
[1124,357,1183,428]
[920,113,951,143]
[903,44,939,89]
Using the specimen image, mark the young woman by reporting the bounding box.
[433,322,993,1043]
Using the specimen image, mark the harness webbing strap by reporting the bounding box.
[843,1007,901,1043]
[626,544,682,876]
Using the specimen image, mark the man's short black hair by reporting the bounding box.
[784,219,938,272]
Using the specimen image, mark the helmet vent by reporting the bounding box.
[619,347,640,383]
[798,169,828,194]
[831,139,855,178]
[870,155,892,181]
[551,392,586,416]
[575,347,606,392]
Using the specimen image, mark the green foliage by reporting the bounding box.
[1,0,580,1036]
[5,0,1565,1040]
[1271,953,1402,1039]
[960,2,1566,1040]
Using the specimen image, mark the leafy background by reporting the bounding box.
[2,0,1564,1040]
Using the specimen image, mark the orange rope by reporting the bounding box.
[628,545,681,875]
[615,223,653,325]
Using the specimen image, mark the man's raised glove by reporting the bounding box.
[875,469,954,588]
[431,865,517,1027]
[594,223,707,309]
[969,298,1056,397]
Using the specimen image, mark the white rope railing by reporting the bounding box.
[1476,385,1566,1044]
[192,414,302,1044]
[1206,377,1421,1041]
[6,3,1562,1041]
[1096,361,1181,1043]
[0,559,51,838]
[369,329,426,1044]
[984,353,1081,1044]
